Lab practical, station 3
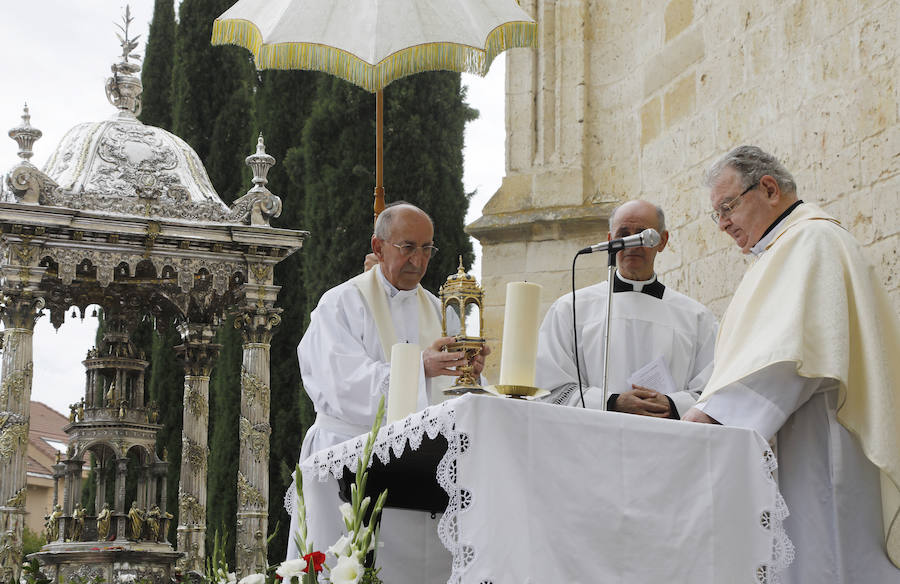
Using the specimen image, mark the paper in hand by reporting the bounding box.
[627,356,677,395]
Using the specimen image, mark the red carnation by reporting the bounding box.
[303,551,326,573]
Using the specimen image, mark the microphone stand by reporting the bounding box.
[601,250,617,411]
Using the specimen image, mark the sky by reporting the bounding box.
[0,2,505,415]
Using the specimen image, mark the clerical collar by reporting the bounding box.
[375,265,416,299]
[750,200,804,256]
[613,272,665,299]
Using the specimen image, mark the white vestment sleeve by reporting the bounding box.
[535,295,603,404]
[298,286,393,429]
[672,310,717,416]
[696,361,825,441]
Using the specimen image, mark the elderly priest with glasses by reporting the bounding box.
[684,145,900,582]
[287,202,487,583]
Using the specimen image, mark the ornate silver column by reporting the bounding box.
[234,296,281,577]
[0,210,47,580]
[175,323,220,573]
[115,457,128,540]
[0,292,44,580]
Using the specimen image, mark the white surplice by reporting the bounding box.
[696,203,900,581]
[286,265,454,584]
[536,273,717,414]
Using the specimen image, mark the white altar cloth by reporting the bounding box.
[302,394,792,584]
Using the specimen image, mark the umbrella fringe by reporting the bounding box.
[211,18,537,93]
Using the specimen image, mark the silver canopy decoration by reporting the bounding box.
[0,8,307,580]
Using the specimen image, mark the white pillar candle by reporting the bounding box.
[386,342,421,423]
[498,281,543,387]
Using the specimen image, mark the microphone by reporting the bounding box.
[578,228,661,254]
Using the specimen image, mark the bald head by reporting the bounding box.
[371,202,435,290]
[607,200,669,281]
[374,202,433,241]
[609,200,665,233]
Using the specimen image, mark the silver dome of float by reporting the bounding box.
[43,115,229,221]
[4,26,281,227]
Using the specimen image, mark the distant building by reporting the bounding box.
[25,402,70,535]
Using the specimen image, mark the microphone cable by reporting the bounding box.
[572,252,587,408]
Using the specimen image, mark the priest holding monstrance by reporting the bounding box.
[684,146,900,581]
[287,202,488,583]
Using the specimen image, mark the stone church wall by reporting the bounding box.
[468,0,899,382]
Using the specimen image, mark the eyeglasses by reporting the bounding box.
[710,181,759,223]
[388,242,439,258]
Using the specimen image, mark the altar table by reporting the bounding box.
[302,394,792,584]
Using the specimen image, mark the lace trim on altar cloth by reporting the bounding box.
[284,376,393,519]
[757,448,795,584]
[300,400,474,584]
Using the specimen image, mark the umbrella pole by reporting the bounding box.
[374,89,385,224]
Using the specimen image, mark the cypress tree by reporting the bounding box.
[139,0,176,130]
[205,81,255,203]
[382,72,477,291]
[171,0,254,178]
[168,0,255,561]
[147,322,185,544]
[205,322,242,568]
[289,77,378,313]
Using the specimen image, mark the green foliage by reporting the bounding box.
[140,0,176,130]
[289,76,378,314]
[171,0,255,185]
[20,560,50,584]
[21,527,44,556]
[205,322,242,567]
[381,72,477,291]
[204,529,232,582]
[253,70,320,196]
[360,567,385,584]
[147,322,184,542]
[205,82,255,203]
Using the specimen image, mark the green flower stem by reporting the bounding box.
[294,464,313,555]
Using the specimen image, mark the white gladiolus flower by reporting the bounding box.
[328,533,353,557]
[330,553,363,584]
[339,502,354,524]
[275,558,308,578]
[214,572,237,584]
[238,574,265,584]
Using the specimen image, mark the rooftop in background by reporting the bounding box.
[27,401,70,478]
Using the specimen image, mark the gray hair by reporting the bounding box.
[373,201,434,240]
[608,201,666,233]
[705,145,797,195]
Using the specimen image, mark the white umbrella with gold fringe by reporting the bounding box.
[211,0,537,219]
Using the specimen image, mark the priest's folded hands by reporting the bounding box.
[615,385,672,417]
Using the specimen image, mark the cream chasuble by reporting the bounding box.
[698,203,900,568]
